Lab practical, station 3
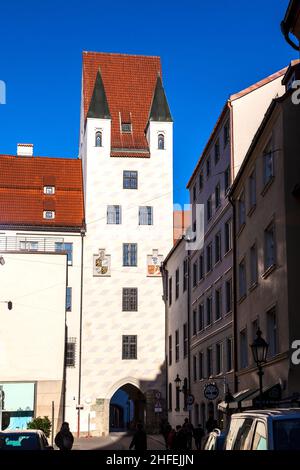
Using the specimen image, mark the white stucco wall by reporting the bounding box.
[0,251,67,381]
[79,116,173,433]
[231,75,285,178]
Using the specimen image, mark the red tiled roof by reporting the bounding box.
[0,155,84,229]
[82,52,162,151]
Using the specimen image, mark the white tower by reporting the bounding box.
[78,52,173,435]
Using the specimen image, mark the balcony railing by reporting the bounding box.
[0,236,65,253]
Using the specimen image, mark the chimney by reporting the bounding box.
[17,143,33,157]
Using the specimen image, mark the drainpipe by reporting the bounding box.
[77,227,85,437]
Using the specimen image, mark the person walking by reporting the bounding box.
[129,422,147,451]
[205,411,218,434]
[54,422,74,451]
[182,418,194,450]
[173,425,187,451]
[167,427,176,450]
[193,423,205,450]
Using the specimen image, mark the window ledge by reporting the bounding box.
[238,294,247,304]
[237,223,246,238]
[247,204,256,217]
[262,264,276,279]
[214,259,222,268]
[261,176,275,197]
[224,310,232,317]
[214,316,222,324]
[249,281,258,292]
[224,248,232,257]
[205,323,212,330]
[175,408,180,412]
[198,276,205,285]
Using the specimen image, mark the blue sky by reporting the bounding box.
[0,0,297,204]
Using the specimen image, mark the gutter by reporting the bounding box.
[77,227,85,436]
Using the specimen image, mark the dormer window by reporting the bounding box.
[158,134,165,150]
[43,210,55,219]
[95,131,102,147]
[44,186,55,195]
[121,123,132,133]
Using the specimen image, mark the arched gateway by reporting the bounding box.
[109,383,146,432]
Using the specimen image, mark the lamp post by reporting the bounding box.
[250,329,269,407]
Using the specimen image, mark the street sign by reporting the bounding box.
[186,394,195,406]
[154,391,161,400]
[187,404,193,412]
[154,401,162,413]
[204,383,219,400]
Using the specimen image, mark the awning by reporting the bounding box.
[218,383,282,412]
[218,388,259,412]
[241,383,282,408]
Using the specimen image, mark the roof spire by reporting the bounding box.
[87,67,111,119]
[148,75,172,122]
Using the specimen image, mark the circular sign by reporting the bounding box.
[186,394,195,405]
[204,383,219,400]
[154,391,161,400]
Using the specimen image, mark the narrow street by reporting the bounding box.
[72,433,166,451]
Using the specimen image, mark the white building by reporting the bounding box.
[185,66,287,430]
[78,52,174,435]
[0,146,85,437]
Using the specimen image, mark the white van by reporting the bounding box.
[224,409,300,450]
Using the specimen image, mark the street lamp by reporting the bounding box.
[250,329,269,407]
[174,374,182,391]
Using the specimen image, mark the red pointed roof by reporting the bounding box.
[0,155,84,230]
[82,52,162,152]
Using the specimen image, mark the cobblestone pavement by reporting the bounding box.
[72,433,166,451]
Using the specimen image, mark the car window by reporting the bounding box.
[273,419,300,450]
[234,418,253,450]
[0,434,40,450]
[252,421,267,450]
[225,418,244,450]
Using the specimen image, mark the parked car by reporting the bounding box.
[224,408,300,450]
[203,428,226,450]
[0,429,54,451]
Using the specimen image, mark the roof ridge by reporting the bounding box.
[230,66,288,101]
[83,51,161,59]
[0,155,79,161]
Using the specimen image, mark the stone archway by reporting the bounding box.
[109,383,146,432]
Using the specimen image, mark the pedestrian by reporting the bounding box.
[193,423,205,450]
[173,425,187,451]
[129,422,147,451]
[167,427,176,450]
[54,422,74,451]
[205,411,218,434]
[161,421,172,449]
[182,418,194,450]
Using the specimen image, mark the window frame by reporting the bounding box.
[122,335,137,360]
[123,243,137,267]
[122,287,138,312]
[123,170,138,190]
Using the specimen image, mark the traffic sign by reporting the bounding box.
[186,394,195,406]
[154,400,162,413]
[204,383,219,400]
[154,391,161,400]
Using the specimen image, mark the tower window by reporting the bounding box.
[121,123,132,133]
[95,131,102,147]
[158,134,165,150]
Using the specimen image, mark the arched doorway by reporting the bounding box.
[109,383,146,432]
